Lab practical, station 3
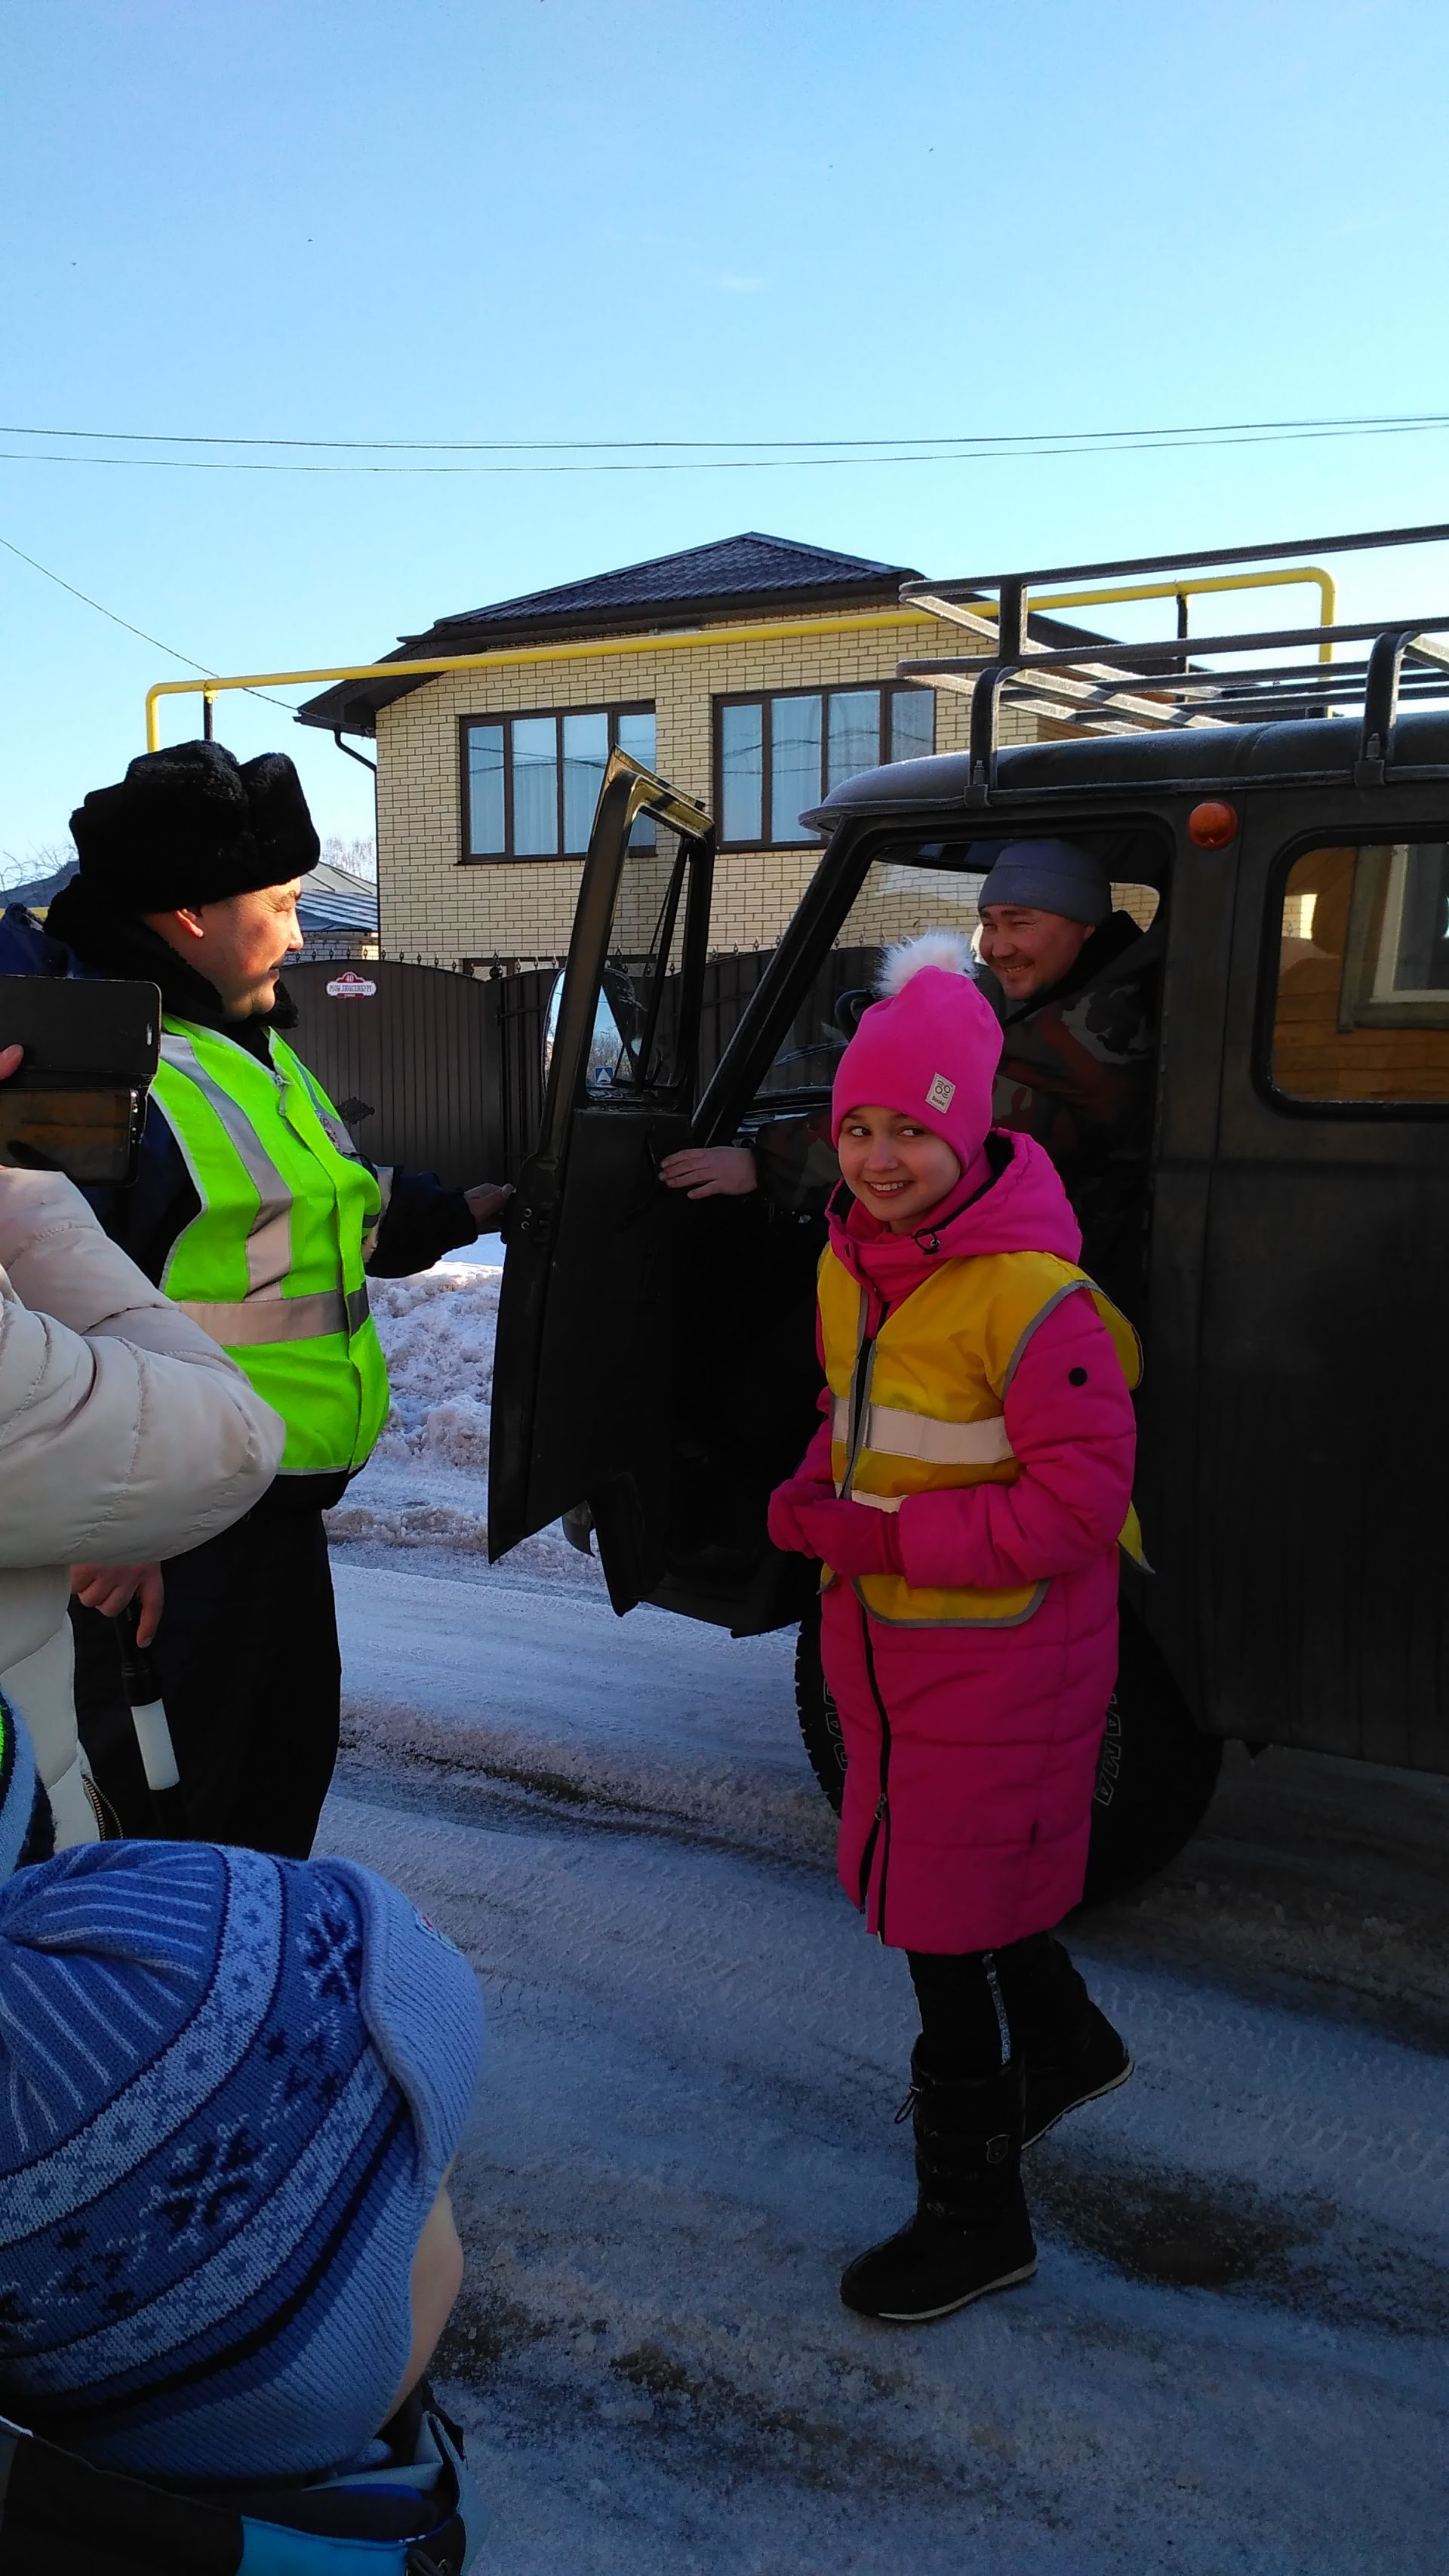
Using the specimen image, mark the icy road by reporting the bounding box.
[323,1548,1449,2576]
[316,1252,1449,2573]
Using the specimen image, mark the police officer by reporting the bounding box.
[1,740,509,1855]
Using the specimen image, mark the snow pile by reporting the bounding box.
[327,1254,601,1584]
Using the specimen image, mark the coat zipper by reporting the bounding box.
[841,1291,895,1933]
[840,1292,878,1500]
[857,1606,894,1935]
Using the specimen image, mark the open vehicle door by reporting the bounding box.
[489,751,718,1612]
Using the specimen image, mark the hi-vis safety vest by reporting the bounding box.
[150,1020,389,1479]
[820,1245,1146,1626]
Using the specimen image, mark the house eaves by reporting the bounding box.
[296,532,924,738]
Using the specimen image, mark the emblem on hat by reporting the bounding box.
[925,1073,956,1113]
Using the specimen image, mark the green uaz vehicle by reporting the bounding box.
[491,522,1449,1900]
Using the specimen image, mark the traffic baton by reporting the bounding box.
[115,1602,189,1837]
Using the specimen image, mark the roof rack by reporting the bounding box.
[897,522,1449,800]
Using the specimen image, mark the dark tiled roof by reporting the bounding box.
[417,532,917,634]
[2,858,376,934]
[298,860,377,934]
[0,862,76,913]
[297,532,921,735]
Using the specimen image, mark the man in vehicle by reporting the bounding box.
[974,838,1159,1314]
[0,738,510,1855]
[663,836,1158,1310]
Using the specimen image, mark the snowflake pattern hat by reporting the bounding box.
[830,930,1005,1171]
[0,1692,50,1885]
[0,1840,483,2481]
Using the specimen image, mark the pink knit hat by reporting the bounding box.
[831,931,1004,1170]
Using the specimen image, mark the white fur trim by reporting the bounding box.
[875,928,977,997]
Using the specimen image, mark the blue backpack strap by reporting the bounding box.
[236,2405,483,2574]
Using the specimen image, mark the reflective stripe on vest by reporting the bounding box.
[177,1282,373,1346]
[818,1244,1145,1627]
[152,1023,387,1477]
[829,1393,1015,1469]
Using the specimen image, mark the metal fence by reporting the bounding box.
[283,946,880,1186]
[284,953,782,1187]
[285,959,509,1187]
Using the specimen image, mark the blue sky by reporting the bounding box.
[2,0,1447,860]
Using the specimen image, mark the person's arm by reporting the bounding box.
[659,1146,759,1201]
[78,1094,204,1287]
[892,1291,1136,1593]
[0,1168,285,1575]
[365,1165,512,1276]
[766,1391,840,1554]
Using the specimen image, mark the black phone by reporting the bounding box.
[0,977,162,1183]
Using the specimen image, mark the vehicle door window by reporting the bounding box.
[596,821,695,1095]
[753,844,1159,1102]
[1270,841,1449,1106]
[541,814,702,1130]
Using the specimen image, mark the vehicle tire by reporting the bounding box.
[792,1592,1223,1898]
[1079,1599,1223,1905]
[794,1593,847,1813]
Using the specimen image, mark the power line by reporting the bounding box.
[0,416,1447,476]
[0,529,295,715]
[0,408,1446,454]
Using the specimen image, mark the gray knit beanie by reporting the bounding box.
[977,839,1111,926]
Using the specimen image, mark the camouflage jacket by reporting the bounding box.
[976,911,1161,1310]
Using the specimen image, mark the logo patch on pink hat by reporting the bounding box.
[925,1072,956,1113]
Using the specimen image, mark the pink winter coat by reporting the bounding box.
[807,1134,1137,1953]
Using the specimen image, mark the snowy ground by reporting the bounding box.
[325,1236,596,1588]
[322,1252,1449,2575]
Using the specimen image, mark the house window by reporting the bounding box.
[716,685,934,847]
[463,705,656,860]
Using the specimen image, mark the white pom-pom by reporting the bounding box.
[875,928,977,998]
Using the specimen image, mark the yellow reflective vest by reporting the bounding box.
[819,1244,1144,1626]
[149,1019,389,1481]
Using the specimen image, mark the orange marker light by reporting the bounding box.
[1187,799,1240,849]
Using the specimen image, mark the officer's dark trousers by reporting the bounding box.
[72,1505,341,1858]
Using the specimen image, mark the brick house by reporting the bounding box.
[298,532,1064,974]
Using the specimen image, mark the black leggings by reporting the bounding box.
[907,1933,1075,2080]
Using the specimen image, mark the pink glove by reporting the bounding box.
[790,1493,903,1577]
[768,1468,836,1556]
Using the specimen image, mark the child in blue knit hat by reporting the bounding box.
[0,1691,485,2486]
[0,1691,52,1881]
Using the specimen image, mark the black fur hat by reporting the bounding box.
[69,740,320,911]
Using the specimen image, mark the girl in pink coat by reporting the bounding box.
[768,931,1140,2325]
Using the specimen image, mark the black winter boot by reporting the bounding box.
[1019,1945,1132,2150]
[840,2051,1037,2323]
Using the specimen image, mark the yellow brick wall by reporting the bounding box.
[374,605,1019,967]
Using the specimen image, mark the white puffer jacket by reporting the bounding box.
[0,1167,285,1844]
